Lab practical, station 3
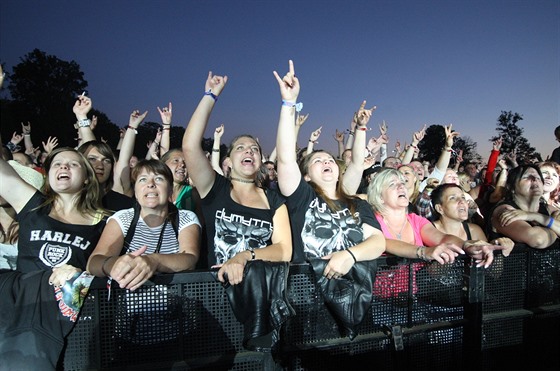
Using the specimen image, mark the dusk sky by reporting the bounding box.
[1,0,558,160]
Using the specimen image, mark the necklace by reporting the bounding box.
[383,216,408,240]
[230,177,255,184]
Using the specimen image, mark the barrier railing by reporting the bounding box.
[62,242,559,370]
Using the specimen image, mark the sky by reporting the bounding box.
[1,0,558,161]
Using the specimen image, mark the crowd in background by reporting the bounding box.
[1,62,559,369]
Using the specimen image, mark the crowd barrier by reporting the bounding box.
[62,242,559,370]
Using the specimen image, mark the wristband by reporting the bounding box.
[127,125,138,134]
[356,126,368,131]
[212,149,220,152]
[248,248,256,260]
[204,89,218,101]
[346,249,357,263]
[282,100,303,112]
[348,131,355,136]
[546,217,554,228]
[77,118,91,128]
[410,144,417,149]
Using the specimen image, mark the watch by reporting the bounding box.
[76,118,91,128]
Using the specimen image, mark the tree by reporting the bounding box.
[491,111,541,164]
[2,49,119,149]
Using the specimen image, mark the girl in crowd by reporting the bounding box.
[489,164,559,249]
[0,146,107,369]
[538,160,560,213]
[87,159,200,291]
[274,60,385,277]
[182,71,292,285]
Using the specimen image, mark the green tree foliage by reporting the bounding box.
[491,111,541,164]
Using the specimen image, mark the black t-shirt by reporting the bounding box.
[15,191,106,273]
[200,174,286,267]
[102,189,134,212]
[286,178,380,264]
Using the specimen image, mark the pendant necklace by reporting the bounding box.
[384,216,408,240]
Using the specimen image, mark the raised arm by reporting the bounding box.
[0,157,36,213]
[402,124,426,165]
[306,126,322,155]
[157,102,172,156]
[343,101,376,195]
[183,71,228,198]
[114,109,147,196]
[212,124,225,175]
[334,129,345,159]
[73,94,96,144]
[274,60,301,197]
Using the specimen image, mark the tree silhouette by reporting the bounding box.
[491,111,541,164]
[1,49,119,149]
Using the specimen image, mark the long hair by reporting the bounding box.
[41,147,104,217]
[505,164,544,202]
[298,150,359,218]
[78,140,116,194]
[398,164,420,203]
[225,134,266,188]
[538,160,560,203]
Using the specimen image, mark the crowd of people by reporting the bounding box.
[1,62,559,368]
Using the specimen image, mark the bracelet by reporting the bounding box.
[308,139,316,144]
[356,126,368,131]
[348,131,355,136]
[346,249,357,263]
[24,134,31,137]
[77,118,91,128]
[154,141,160,146]
[546,216,554,228]
[416,246,430,261]
[212,149,220,152]
[101,256,112,277]
[248,248,256,260]
[410,144,417,149]
[204,89,218,102]
[162,127,170,131]
[282,100,303,112]
[127,125,138,134]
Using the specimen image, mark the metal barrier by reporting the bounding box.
[62,243,559,370]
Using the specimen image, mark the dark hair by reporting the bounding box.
[299,150,360,218]
[429,183,464,221]
[78,140,116,193]
[131,159,174,187]
[505,164,544,200]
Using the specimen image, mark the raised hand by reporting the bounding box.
[214,124,225,140]
[492,137,503,151]
[355,100,376,128]
[296,113,309,128]
[334,129,345,143]
[42,136,59,154]
[444,124,460,148]
[21,121,31,135]
[413,124,427,142]
[129,109,148,128]
[379,120,388,136]
[157,102,173,125]
[273,59,300,102]
[310,126,322,143]
[73,94,92,119]
[205,71,228,97]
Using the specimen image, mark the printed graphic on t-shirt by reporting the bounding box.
[213,208,272,264]
[302,198,363,258]
[30,229,92,267]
